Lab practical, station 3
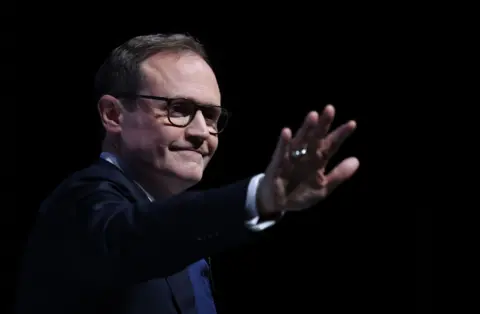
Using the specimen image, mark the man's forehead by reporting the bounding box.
[140,52,221,105]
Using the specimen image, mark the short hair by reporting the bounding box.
[94,33,208,109]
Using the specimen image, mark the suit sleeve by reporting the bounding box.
[60,177,255,286]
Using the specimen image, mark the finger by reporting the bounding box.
[267,127,292,176]
[317,120,356,163]
[291,111,319,148]
[313,105,335,139]
[321,157,359,193]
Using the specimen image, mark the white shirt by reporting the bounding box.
[100,152,281,231]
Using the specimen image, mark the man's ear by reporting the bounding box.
[98,95,123,134]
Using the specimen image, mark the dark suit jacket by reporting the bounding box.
[15,158,258,313]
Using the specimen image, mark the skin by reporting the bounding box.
[97,49,359,214]
[258,108,359,213]
[98,51,221,198]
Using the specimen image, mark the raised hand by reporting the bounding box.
[257,105,359,215]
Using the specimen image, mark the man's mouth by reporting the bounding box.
[172,147,206,157]
[174,149,204,160]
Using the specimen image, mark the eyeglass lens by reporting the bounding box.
[168,99,227,134]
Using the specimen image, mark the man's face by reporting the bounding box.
[103,52,221,190]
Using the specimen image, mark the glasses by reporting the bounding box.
[120,94,230,135]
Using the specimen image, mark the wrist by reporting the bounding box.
[256,181,275,217]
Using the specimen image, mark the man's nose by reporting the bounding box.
[185,111,210,140]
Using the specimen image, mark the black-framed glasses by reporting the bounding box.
[119,94,230,135]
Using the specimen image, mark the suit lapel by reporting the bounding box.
[97,158,151,203]
[97,158,199,314]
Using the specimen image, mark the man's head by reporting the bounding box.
[95,34,227,196]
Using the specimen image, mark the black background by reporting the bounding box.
[12,16,431,313]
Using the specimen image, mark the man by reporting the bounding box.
[15,34,359,313]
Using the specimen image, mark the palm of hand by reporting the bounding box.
[259,105,359,213]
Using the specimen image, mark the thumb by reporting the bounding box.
[323,157,360,195]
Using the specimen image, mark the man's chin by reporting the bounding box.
[149,161,206,192]
[165,164,204,184]
[176,169,204,184]
[162,170,202,194]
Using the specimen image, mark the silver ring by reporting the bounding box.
[291,147,308,159]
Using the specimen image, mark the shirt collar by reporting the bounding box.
[100,152,154,201]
